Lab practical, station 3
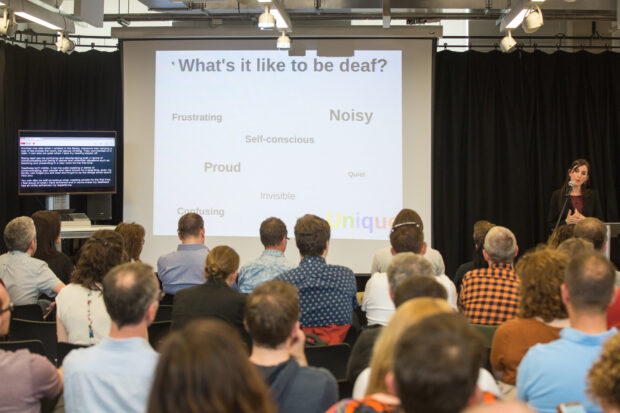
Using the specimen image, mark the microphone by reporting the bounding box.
[565,181,574,196]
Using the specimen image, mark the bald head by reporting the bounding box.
[574,218,607,251]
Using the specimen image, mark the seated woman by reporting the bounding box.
[147,319,275,413]
[115,222,145,262]
[171,245,249,347]
[56,230,127,345]
[490,248,570,396]
[32,210,74,284]
[453,220,494,293]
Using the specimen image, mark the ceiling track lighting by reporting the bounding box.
[500,30,517,53]
[258,5,275,30]
[497,0,545,33]
[276,30,290,49]
[522,5,544,33]
[0,7,18,36]
[55,30,74,53]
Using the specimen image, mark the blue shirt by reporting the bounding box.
[517,327,617,413]
[275,256,357,327]
[63,336,159,413]
[0,251,62,305]
[157,244,209,294]
[237,250,294,294]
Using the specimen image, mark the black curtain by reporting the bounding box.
[0,43,123,253]
[433,50,620,276]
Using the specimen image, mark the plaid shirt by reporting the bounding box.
[458,262,519,325]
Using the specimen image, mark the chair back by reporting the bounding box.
[9,318,57,363]
[11,304,44,321]
[471,324,498,348]
[148,320,172,351]
[155,305,173,322]
[57,342,90,365]
[305,343,351,381]
[0,339,47,357]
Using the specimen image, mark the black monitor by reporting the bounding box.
[18,130,117,195]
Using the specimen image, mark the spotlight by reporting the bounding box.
[522,5,544,33]
[500,31,517,53]
[258,6,275,30]
[0,8,17,37]
[277,31,290,49]
[56,32,75,54]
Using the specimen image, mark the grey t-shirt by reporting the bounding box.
[0,251,62,305]
[255,358,338,413]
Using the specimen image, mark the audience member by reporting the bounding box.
[574,217,620,286]
[275,214,356,345]
[363,223,457,326]
[393,273,447,307]
[588,332,620,413]
[557,238,595,257]
[147,320,276,413]
[350,298,453,403]
[454,220,495,293]
[237,217,294,293]
[246,281,338,413]
[547,224,575,248]
[63,262,160,413]
[157,213,209,295]
[392,313,487,413]
[115,222,145,262]
[171,245,249,346]
[348,254,442,384]
[32,210,74,284]
[490,248,569,393]
[463,401,536,413]
[459,226,519,325]
[0,282,62,412]
[517,252,617,413]
[57,230,127,345]
[0,216,64,305]
[371,208,445,276]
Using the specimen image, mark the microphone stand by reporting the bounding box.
[552,185,573,234]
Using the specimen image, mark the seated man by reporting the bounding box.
[238,217,293,293]
[517,252,617,413]
[275,214,357,344]
[247,281,338,413]
[157,213,209,295]
[363,222,457,326]
[459,226,519,325]
[392,313,488,413]
[371,208,445,276]
[0,281,62,412]
[63,262,160,413]
[0,216,64,305]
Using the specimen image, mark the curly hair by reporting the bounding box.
[115,222,145,261]
[515,247,568,322]
[546,224,575,248]
[72,230,128,290]
[204,245,240,282]
[588,332,620,410]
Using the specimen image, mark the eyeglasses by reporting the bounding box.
[0,302,14,314]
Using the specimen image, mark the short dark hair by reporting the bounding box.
[574,218,607,251]
[294,214,330,257]
[390,223,424,254]
[102,262,159,328]
[394,313,484,413]
[177,213,204,239]
[259,218,287,248]
[565,252,616,313]
[394,209,424,230]
[245,281,299,348]
[557,238,594,259]
[393,276,447,307]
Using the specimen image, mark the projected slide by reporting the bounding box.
[153,49,402,240]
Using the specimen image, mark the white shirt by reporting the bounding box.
[362,272,458,326]
[371,246,446,277]
[57,284,111,345]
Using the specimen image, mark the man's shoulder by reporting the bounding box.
[298,364,338,385]
[324,263,355,276]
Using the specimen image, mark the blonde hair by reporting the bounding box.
[365,297,453,395]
